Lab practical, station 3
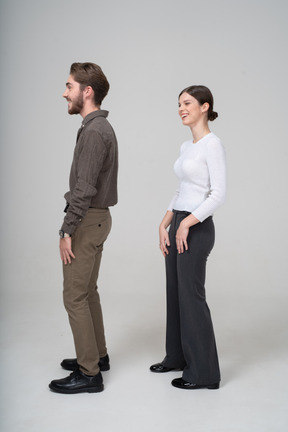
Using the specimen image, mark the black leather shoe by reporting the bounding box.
[98,354,110,371]
[61,354,110,372]
[150,363,183,373]
[171,377,219,390]
[49,369,104,394]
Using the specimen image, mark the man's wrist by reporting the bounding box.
[59,230,71,238]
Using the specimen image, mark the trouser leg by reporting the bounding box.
[178,216,220,384]
[87,247,107,358]
[63,209,111,376]
[162,214,186,369]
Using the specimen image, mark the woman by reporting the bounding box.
[150,85,226,390]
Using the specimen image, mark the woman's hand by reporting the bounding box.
[158,211,174,257]
[175,214,200,254]
[176,221,189,254]
[159,225,170,257]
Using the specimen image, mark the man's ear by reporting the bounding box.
[84,85,93,98]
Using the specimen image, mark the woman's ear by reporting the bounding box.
[202,102,209,114]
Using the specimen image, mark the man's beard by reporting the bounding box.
[68,91,84,115]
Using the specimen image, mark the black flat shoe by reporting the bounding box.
[61,354,110,372]
[49,369,104,394]
[171,377,219,390]
[150,363,183,373]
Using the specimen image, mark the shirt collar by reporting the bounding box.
[82,109,109,126]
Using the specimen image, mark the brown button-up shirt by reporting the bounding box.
[61,110,118,235]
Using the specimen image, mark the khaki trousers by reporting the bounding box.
[63,208,112,376]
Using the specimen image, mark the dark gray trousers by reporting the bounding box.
[162,211,220,384]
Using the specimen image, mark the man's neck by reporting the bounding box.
[80,104,100,119]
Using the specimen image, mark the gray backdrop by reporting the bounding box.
[0,0,287,429]
[1,0,287,294]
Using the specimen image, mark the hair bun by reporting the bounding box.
[209,111,218,121]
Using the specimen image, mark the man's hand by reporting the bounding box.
[59,237,75,264]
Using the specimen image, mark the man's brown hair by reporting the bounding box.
[70,62,110,106]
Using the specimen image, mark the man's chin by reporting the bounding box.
[68,108,79,115]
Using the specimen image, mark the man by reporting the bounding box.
[49,62,118,394]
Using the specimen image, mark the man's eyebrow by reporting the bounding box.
[66,82,72,87]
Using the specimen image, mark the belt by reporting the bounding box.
[173,209,191,216]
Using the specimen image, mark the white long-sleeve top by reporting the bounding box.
[168,132,226,222]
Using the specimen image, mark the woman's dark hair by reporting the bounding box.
[179,85,218,121]
[70,62,110,106]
